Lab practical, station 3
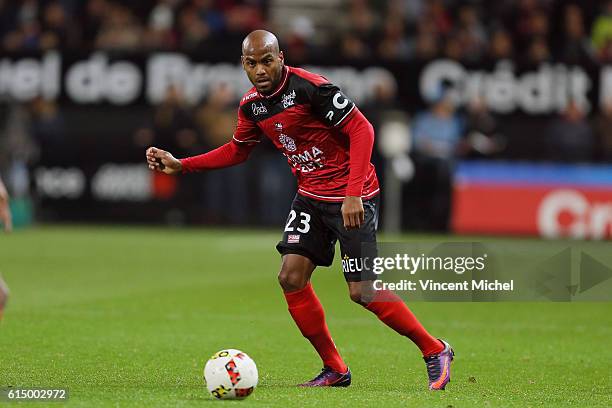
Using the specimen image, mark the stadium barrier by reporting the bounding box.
[452,161,612,239]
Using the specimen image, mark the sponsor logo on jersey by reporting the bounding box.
[284,146,326,173]
[242,91,258,102]
[252,102,267,116]
[279,134,297,152]
[342,256,368,273]
[275,122,297,152]
[281,89,296,108]
[288,234,300,243]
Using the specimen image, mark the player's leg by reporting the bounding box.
[276,196,350,387]
[277,253,314,292]
[348,280,453,389]
[331,196,453,390]
[347,280,443,357]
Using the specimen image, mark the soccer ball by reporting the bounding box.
[204,349,258,400]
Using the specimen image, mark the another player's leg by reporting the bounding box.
[0,275,9,321]
[278,254,351,387]
[349,281,453,390]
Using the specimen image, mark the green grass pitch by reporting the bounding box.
[0,226,611,407]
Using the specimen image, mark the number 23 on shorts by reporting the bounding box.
[284,210,311,233]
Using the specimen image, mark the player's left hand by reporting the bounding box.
[341,196,364,230]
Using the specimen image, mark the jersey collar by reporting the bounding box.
[259,66,289,99]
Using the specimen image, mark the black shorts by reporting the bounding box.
[276,194,379,282]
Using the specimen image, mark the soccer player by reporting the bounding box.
[146,30,454,390]
[0,176,11,320]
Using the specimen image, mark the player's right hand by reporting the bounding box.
[146,147,182,175]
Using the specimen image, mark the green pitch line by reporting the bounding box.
[0,226,611,407]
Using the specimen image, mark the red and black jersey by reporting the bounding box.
[182,65,379,202]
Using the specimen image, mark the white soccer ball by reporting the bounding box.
[204,349,258,400]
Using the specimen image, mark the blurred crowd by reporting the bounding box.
[0,0,267,52]
[1,0,612,65]
[2,0,612,230]
[335,0,610,64]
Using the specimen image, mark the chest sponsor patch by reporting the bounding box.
[279,134,297,152]
[252,102,267,116]
[282,90,296,108]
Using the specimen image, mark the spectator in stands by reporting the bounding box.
[194,82,250,224]
[526,35,551,65]
[410,92,464,230]
[95,3,143,50]
[546,100,594,162]
[177,4,211,50]
[508,0,548,51]
[285,16,316,65]
[412,31,438,60]
[144,0,179,50]
[455,4,486,62]
[360,74,402,192]
[463,96,506,159]
[342,0,379,52]
[410,17,440,60]
[378,15,410,60]
[81,0,107,48]
[40,1,77,50]
[592,0,612,62]
[558,4,593,64]
[3,0,611,66]
[2,0,41,51]
[29,98,65,163]
[361,74,401,133]
[488,28,514,60]
[194,82,235,151]
[593,98,612,162]
[424,0,452,37]
[142,85,200,157]
[387,0,425,25]
[339,31,372,60]
[412,93,463,161]
[193,0,226,34]
[223,1,265,37]
[443,33,462,60]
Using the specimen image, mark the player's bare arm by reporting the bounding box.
[0,178,10,320]
[146,147,182,175]
[0,177,12,232]
[0,275,8,320]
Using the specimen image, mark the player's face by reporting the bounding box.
[241,50,284,95]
